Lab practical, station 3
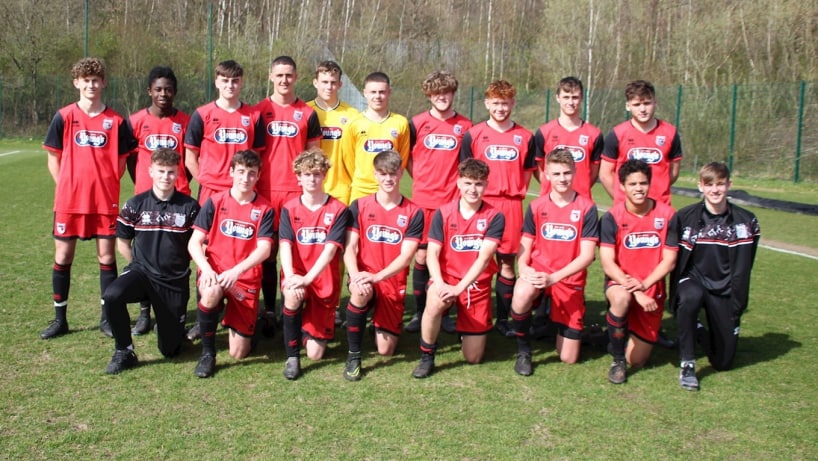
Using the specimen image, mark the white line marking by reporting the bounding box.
[0,150,22,157]
[759,244,818,261]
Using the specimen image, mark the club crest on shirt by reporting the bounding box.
[294,110,303,121]
[454,124,463,135]
[397,214,408,227]
[513,135,522,145]
[103,119,113,130]
[250,208,262,222]
[654,217,665,230]
[579,135,589,146]
[172,123,183,134]
[341,116,349,125]
[241,116,251,127]
[323,212,335,226]
[390,129,399,138]
[570,209,581,222]
[477,219,487,231]
[656,135,666,147]
[735,223,749,239]
[174,213,187,227]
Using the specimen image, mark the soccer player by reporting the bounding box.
[102,148,200,374]
[600,159,678,384]
[598,79,682,206]
[184,59,265,341]
[126,65,191,335]
[40,57,138,340]
[670,162,760,390]
[255,55,323,335]
[405,70,473,334]
[342,72,410,202]
[187,150,275,378]
[533,76,603,200]
[184,59,265,205]
[412,159,505,379]
[343,150,424,381]
[459,79,537,338]
[307,60,360,204]
[279,149,351,380]
[510,149,599,375]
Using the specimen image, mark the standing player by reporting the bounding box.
[40,57,138,340]
[598,79,682,206]
[102,148,200,374]
[126,65,191,335]
[184,59,265,341]
[342,72,411,202]
[405,70,472,334]
[509,149,599,375]
[279,149,351,380]
[670,162,760,390]
[343,150,424,381]
[600,159,678,384]
[412,159,505,379]
[187,150,275,378]
[307,60,360,204]
[533,76,603,200]
[255,55,323,335]
[460,80,537,338]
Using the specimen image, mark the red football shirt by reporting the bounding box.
[255,97,322,196]
[408,111,473,209]
[129,108,191,195]
[522,193,599,286]
[602,119,682,205]
[533,119,603,199]
[459,122,537,200]
[44,104,137,215]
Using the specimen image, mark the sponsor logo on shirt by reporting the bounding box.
[484,145,519,161]
[450,234,483,252]
[624,231,661,249]
[220,219,255,239]
[423,134,457,151]
[627,148,662,164]
[366,225,402,244]
[364,139,394,153]
[266,121,298,137]
[214,128,249,144]
[556,144,586,162]
[541,223,577,241]
[321,126,343,140]
[74,130,108,147]
[145,134,179,151]
[297,227,327,244]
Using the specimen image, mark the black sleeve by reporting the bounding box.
[327,207,351,246]
[486,212,506,241]
[427,210,445,244]
[43,111,65,151]
[599,212,618,246]
[590,132,604,162]
[405,207,425,240]
[459,132,474,162]
[523,136,537,170]
[601,130,620,161]
[184,110,204,148]
[408,119,418,151]
[533,128,546,160]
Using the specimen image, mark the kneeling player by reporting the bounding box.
[412,159,505,378]
[510,149,599,375]
[343,150,424,381]
[279,149,351,380]
[188,150,275,378]
[600,159,678,384]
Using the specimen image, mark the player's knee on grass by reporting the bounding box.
[305,338,327,360]
[462,335,487,364]
[228,329,252,359]
[606,285,632,315]
[626,336,653,368]
[511,279,540,314]
[375,330,399,356]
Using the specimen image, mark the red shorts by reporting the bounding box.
[370,277,408,336]
[301,287,336,341]
[483,197,523,255]
[606,279,666,343]
[442,275,493,334]
[221,281,261,337]
[419,207,436,246]
[544,281,586,332]
[53,213,116,240]
[260,190,300,230]
[197,184,228,206]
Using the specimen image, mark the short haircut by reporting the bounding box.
[373,150,402,174]
[147,66,178,90]
[215,60,243,78]
[618,159,652,185]
[458,158,490,181]
[624,79,655,101]
[546,148,576,169]
[365,72,390,86]
[71,57,106,80]
[699,161,731,184]
[293,148,331,174]
[484,80,516,99]
[315,60,343,79]
[150,148,181,166]
[557,76,584,95]
[422,71,458,96]
[231,149,262,170]
[272,55,297,70]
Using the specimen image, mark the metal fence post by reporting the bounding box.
[794,80,806,183]
[728,84,738,171]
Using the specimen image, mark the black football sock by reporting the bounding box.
[511,310,533,354]
[606,311,628,362]
[52,262,71,321]
[419,338,437,359]
[198,304,220,356]
[261,259,278,313]
[412,263,429,317]
[495,275,515,322]
[346,302,368,354]
[282,307,302,358]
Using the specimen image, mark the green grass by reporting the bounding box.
[1,139,817,459]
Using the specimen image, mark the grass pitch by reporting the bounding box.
[1,139,817,460]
